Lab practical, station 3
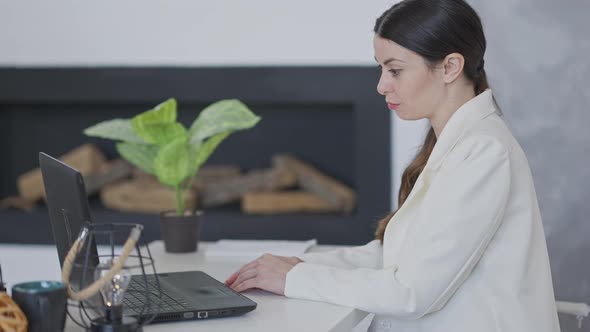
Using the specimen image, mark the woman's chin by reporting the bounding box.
[393,110,411,120]
[394,110,422,121]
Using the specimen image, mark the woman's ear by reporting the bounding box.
[442,53,465,84]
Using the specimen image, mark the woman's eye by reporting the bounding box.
[389,69,401,77]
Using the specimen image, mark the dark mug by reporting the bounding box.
[11,280,67,332]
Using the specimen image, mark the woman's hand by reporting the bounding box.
[224,254,303,295]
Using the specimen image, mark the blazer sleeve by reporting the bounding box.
[284,135,511,318]
[296,240,383,269]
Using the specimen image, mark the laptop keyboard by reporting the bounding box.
[123,275,197,314]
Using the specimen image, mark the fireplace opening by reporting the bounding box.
[0,67,390,245]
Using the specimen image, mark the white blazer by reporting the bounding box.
[284,89,561,332]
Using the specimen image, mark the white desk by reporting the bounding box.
[0,241,369,331]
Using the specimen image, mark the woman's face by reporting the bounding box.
[373,35,444,121]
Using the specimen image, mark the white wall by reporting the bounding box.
[0,0,424,210]
[0,0,389,67]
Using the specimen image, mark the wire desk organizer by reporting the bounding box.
[61,223,163,332]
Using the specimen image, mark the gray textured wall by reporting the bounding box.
[470,1,590,330]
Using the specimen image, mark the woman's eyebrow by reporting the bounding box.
[374,57,406,65]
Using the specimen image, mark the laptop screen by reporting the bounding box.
[39,152,99,281]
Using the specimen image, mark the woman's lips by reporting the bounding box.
[387,103,400,110]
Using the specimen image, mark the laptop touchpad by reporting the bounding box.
[188,285,234,298]
[159,271,244,308]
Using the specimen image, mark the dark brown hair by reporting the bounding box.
[374,0,490,242]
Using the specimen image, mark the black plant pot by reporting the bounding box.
[160,210,203,253]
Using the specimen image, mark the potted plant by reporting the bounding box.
[83,98,261,252]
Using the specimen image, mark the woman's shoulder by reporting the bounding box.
[459,113,517,157]
[441,116,515,170]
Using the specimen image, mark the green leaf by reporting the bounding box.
[83,119,145,143]
[116,142,159,174]
[186,140,203,175]
[154,138,190,187]
[188,131,231,175]
[188,99,260,143]
[134,98,177,124]
[134,122,187,145]
[132,98,178,143]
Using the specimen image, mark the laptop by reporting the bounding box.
[39,152,257,323]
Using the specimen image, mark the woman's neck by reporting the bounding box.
[429,86,476,138]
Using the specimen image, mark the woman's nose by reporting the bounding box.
[376,73,391,96]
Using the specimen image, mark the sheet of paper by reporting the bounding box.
[205,239,317,260]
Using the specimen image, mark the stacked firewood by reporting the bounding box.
[0,144,133,211]
[2,145,357,215]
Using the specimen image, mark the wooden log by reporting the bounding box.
[100,180,197,214]
[130,168,161,191]
[84,159,134,195]
[200,168,297,207]
[242,191,339,214]
[272,154,357,214]
[16,144,107,202]
[192,165,241,191]
[0,196,36,212]
[132,164,242,191]
[198,165,241,179]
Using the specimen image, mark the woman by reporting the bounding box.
[224,0,561,331]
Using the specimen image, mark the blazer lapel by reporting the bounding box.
[425,89,500,171]
[398,89,500,209]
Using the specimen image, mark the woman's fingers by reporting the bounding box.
[224,255,264,284]
[224,271,239,286]
[229,268,258,289]
[233,278,259,293]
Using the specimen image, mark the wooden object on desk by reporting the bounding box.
[0,292,27,332]
[84,159,133,195]
[272,154,356,215]
[16,144,107,202]
[100,180,197,214]
[242,191,339,214]
[200,168,297,207]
